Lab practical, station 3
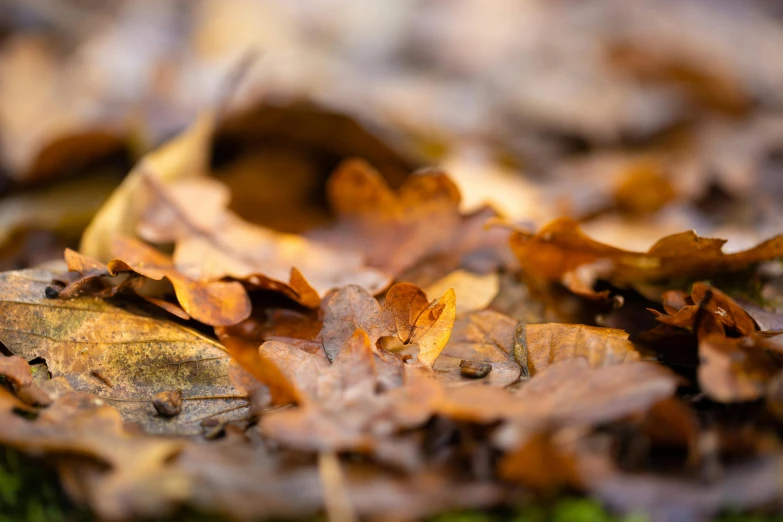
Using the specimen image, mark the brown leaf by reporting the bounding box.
[496,359,679,450]
[322,285,394,362]
[137,174,391,305]
[0,269,248,434]
[310,159,463,275]
[0,384,186,520]
[505,217,783,298]
[523,323,640,376]
[108,236,250,327]
[60,240,252,327]
[696,311,779,402]
[381,282,429,344]
[650,282,758,335]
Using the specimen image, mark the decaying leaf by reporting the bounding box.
[0,269,247,434]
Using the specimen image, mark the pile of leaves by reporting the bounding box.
[0,107,783,522]
[5,2,783,521]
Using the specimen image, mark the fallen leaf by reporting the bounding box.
[432,310,521,387]
[522,323,640,376]
[0,269,248,434]
[0,382,186,520]
[137,174,391,305]
[495,359,679,451]
[410,288,457,368]
[505,217,783,299]
[321,285,394,362]
[696,310,778,402]
[381,282,429,344]
[650,282,758,335]
[309,159,463,275]
[57,238,252,327]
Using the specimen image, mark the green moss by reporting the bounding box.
[0,446,86,522]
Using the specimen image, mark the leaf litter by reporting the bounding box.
[3,3,783,521]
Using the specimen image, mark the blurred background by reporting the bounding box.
[1,0,783,269]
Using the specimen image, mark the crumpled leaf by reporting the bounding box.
[650,282,757,335]
[521,323,640,376]
[80,113,214,261]
[59,237,251,327]
[322,285,394,362]
[505,217,783,299]
[0,269,247,434]
[696,308,778,403]
[137,174,390,305]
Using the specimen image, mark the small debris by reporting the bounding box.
[459,360,492,379]
[152,388,183,417]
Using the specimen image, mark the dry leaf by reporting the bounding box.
[696,310,779,402]
[505,217,783,298]
[432,310,521,387]
[322,285,394,362]
[310,159,463,275]
[650,282,758,335]
[0,269,247,434]
[410,288,457,368]
[523,323,640,376]
[381,282,429,343]
[138,174,390,305]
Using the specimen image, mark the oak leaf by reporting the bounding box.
[505,217,783,299]
[310,158,462,275]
